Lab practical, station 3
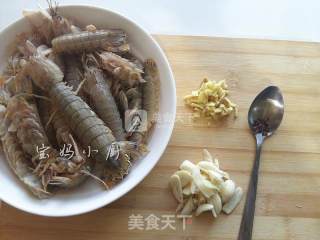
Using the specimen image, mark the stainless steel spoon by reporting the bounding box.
[238,86,284,240]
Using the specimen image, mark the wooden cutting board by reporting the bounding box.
[1,35,320,240]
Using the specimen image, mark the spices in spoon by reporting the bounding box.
[252,119,270,136]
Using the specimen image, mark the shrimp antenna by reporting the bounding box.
[46,0,59,16]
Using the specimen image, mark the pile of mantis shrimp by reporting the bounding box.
[0,4,159,198]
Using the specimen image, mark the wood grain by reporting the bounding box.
[1,35,320,240]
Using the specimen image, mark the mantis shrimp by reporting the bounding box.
[83,54,126,141]
[24,54,132,168]
[0,83,49,198]
[52,30,129,54]
[142,59,160,131]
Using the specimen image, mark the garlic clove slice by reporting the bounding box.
[222,187,243,214]
[182,184,192,196]
[211,206,218,218]
[180,160,197,174]
[176,201,185,213]
[203,169,224,186]
[192,167,218,198]
[219,179,235,203]
[195,203,214,216]
[208,193,222,215]
[181,197,194,215]
[169,174,183,203]
[175,170,192,187]
[198,161,229,179]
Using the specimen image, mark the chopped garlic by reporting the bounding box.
[169,149,243,219]
[184,78,238,121]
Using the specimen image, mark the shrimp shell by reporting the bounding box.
[98,52,144,88]
[143,59,160,130]
[2,131,49,198]
[84,64,125,141]
[52,30,129,54]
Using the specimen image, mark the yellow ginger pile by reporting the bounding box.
[184,78,238,120]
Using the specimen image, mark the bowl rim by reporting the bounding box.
[0,4,176,217]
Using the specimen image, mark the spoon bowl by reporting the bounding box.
[248,86,284,136]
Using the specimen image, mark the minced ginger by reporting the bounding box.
[184,78,238,120]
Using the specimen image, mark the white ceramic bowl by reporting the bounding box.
[0,5,176,217]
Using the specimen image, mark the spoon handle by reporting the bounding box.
[237,134,263,240]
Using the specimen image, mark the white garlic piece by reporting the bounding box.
[222,187,243,214]
[220,179,235,203]
[181,197,194,215]
[175,170,192,187]
[195,203,214,216]
[208,193,222,215]
[192,167,218,198]
[180,160,196,173]
[169,174,183,203]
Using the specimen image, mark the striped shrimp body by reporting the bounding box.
[49,83,119,167]
[83,56,125,141]
[52,30,129,54]
[26,55,123,168]
[143,59,160,130]
[98,52,144,88]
